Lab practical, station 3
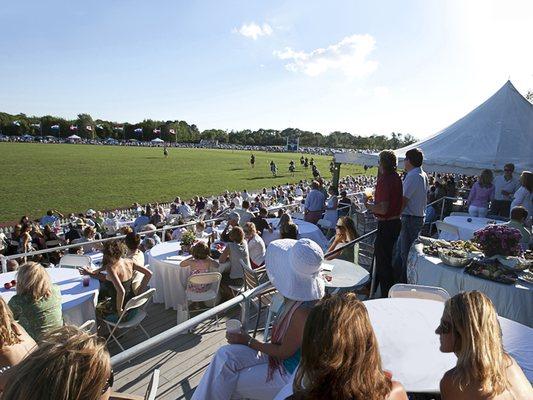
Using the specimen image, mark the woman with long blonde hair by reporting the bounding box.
[291,293,407,400]
[436,291,532,399]
[2,325,113,400]
[8,262,63,341]
[0,297,36,392]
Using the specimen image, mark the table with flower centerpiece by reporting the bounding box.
[407,238,533,327]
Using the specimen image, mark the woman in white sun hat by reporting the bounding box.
[192,238,325,400]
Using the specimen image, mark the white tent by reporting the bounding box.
[67,134,81,140]
[337,81,533,174]
[151,138,164,143]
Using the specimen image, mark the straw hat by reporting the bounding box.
[266,238,325,301]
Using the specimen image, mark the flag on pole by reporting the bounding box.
[96,124,104,130]
[70,125,78,131]
[153,128,161,134]
[13,121,20,126]
[86,125,93,131]
[134,128,143,134]
[169,128,175,134]
[51,125,60,130]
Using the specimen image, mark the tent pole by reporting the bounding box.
[332,162,341,187]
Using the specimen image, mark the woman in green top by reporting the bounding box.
[8,262,63,342]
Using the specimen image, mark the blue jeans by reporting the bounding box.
[394,215,424,283]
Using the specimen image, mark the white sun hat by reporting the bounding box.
[86,209,96,217]
[266,238,325,301]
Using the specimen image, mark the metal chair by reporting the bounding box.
[263,292,285,342]
[388,284,450,302]
[104,288,156,351]
[184,272,222,322]
[58,254,92,269]
[79,319,96,332]
[435,221,460,240]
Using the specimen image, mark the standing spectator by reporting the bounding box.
[39,209,63,227]
[394,148,428,283]
[491,163,520,218]
[8,262,63,342]
[323,186,339,230]
[365,150,403,298]
[511,171,532,227]
[467,169,495,217]
[304,181,325,224]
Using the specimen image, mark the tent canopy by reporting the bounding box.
[67,134,81,140]
[151,138,164,143]
[337,81,533,174]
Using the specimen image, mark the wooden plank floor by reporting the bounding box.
[107,302,244,400]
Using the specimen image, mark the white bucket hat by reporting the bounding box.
[86,209,96,217]
[266,238,325,301]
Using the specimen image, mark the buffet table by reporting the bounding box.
[407,243,532,327]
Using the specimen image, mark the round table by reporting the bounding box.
[262,218,328,248]
[322,259,369,290]
[0,268,99,327]
[147,241,193,315]
[440,216,504,240]
[274,298,532,399]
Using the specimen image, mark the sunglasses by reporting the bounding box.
[102,369,114,394]
[504,169,512,172]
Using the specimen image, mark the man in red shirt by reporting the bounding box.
[365,150,403,297]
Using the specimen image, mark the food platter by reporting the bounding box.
[465,259,518,285]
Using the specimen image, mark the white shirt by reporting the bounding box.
[247,234,266,266]
[493,175,520,201]
[232,196,242,207]
[402,167,428,217]
[295,187,304,197]
[238,209,255,227]
[511,186,532,220]
[242,192,250,200]
[178,204,194,219]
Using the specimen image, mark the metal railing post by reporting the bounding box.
[0,256,6,273]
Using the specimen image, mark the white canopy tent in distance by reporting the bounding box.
[333,80,533,184]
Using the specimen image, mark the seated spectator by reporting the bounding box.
[243,222,266,269]
[133,210,150,232]
[436,291,532,399]
[505,206,531,249]
[150,207,164,226]
[39,209,63,227]
[511,171,533,227]
[192,238,325,400]
[64,220,83,244]
[140,237,156,254]
[238,200,255,227]
[180,242,219,293]
[8,262,63,341]
[103,212,120,235]
[6,259,19,272]
[326,216,358,262]
[250,208,273,237]
[220,212,240,242]
[1,325,114,400]
[81,241,151,322]
[280,222,299,240]
[289,293,408,400]
[72,226,102,254]
[141,224,161,247]
[277,213,292,231]
[179,201,195,220]
[194,221,209,239]
[337,190,352,217]
[0,297,37,392]
[218,227,248,293]
[118,225,133,236]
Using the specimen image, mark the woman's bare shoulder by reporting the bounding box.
[389,381,408,400]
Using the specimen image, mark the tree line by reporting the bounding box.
[0,111,418,150]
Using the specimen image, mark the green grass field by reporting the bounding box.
[0,143,369,224]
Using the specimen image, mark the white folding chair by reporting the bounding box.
[104,288,156,351]
[185,272,222,322]
[435,221,460,240]
[58,254,92,269]
[388,284,450,302]
[263,292,285,342]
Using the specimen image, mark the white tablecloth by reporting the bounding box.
[274,298,532,398]
[323,259,369,289]
[407,244,532,327]
[0,268,99,327]
[262,218,328,248]
[147,241,192,314]
[440,216,504,240]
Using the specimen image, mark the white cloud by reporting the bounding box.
[373,86,390,98]
[234,22,273,40]
[273,34,378,78]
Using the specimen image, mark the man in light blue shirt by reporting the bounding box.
[304,181,325,224]
[133,210,150,233]
[40,209,64,227]
[394,148,428,283]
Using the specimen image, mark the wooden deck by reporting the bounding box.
[107,302,244,400]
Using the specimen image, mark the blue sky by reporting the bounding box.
[1,0,532,139]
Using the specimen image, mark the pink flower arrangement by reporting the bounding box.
[473,225,522,257]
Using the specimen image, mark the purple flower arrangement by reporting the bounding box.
[473,225,522,257]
